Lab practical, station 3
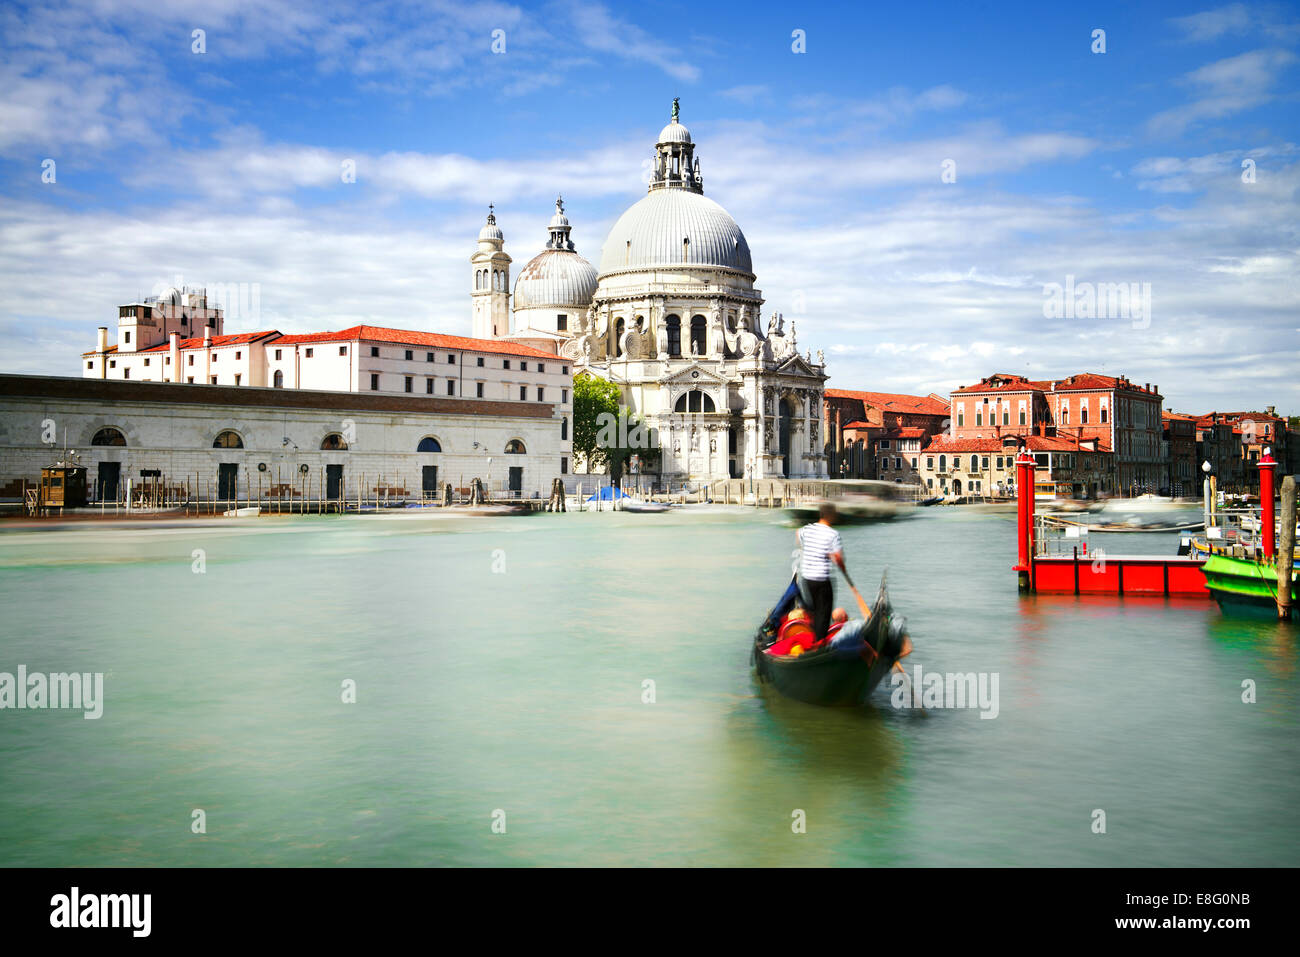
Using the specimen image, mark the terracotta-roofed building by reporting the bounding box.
[823,388,950,479]
[917,431,1113,500]
[1189,407,1289,490]
[1162,411,1198,495]
[79,292,577,494]
[949,371,1164,493]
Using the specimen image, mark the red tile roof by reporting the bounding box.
[274,325,558,360]
[953,372,1160,396]
[884,427,929,438]
[951,374,1048,394]
[923,434,1111,454]
[136,331,281,353]
[824,389,949,415]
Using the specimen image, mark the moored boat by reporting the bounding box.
[785,494,906,525]
[1200,554,1297,618]
[752,572,910,706]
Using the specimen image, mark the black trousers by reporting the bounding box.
[801,576,834,642]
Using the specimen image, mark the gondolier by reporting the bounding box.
[797,503,846,642]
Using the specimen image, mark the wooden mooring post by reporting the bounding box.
[1279,474,1297,621]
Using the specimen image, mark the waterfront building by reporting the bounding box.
[822,389,949,479]
[0,373,567,503]
[77,286,574,489]
[1193,413,1247,491]
[918,432,1112,499]
[950,372,1164,492]
[1162,412,1199,496]
[1217,407,1289,488]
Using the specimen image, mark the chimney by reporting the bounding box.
[203,325,213,346]
[169,333,181,383]
[96,327,108,379]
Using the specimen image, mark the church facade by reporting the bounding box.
[481,100,828,484]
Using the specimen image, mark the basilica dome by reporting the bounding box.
[512,197,597,312]
[597,188,752,276]
[514,249,597,310]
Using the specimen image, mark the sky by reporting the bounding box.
[1,0,1297,415]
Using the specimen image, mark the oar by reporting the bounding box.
[841,567,923,712]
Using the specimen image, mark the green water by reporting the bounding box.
[1,508,1296,867]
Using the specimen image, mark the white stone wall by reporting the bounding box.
[0,391,568,501]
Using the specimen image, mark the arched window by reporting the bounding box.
[615,317,625,357]
[1081,407,1088,424]
[1101,407,1108,423]
[690,315,706,355]
[213,430,244,449]
[273,370,284,388]
[970,454,979,471]
[561,418,568,440]
[666,315,681,357]
[321,433,349,450]
[674,389,715,413]
[417,437,442,453]
[505,439,526,454]
[91,427,126,446]
[939,455,947,472]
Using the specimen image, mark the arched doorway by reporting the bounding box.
[778,397,795,478]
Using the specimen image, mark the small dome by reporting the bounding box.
[548,196,570,230]
[657,119,692,145]
[513,249,597,311]
[478,205,503,242]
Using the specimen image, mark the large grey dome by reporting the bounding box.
[598,188,753,276]
[514,249,597,310]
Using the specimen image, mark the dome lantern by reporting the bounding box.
[546,196,575,251]
[650,97,702,194]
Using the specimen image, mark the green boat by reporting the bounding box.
[1201,554,1298,619]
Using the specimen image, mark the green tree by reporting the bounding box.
[604,408,661,487]
[573,373,620,472]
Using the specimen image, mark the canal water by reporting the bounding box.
[1,507,1296,866]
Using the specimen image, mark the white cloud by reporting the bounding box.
[1147,49,1297,137]
[1170,3,1300,44]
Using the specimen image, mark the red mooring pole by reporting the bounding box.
[1258,449,1277,560]
[1015,448,1037,592]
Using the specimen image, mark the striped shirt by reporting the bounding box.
[798,522,842,581]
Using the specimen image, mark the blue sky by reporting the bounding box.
[2,0,1297,414]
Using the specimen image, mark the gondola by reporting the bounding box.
[752,572,910,706]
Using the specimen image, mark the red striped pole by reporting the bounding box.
[1015,447,1036,592]
[1258,449,1277,560]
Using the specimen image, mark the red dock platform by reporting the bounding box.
[1011,449,1209,597]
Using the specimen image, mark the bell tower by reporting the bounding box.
[471,205,512,339]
